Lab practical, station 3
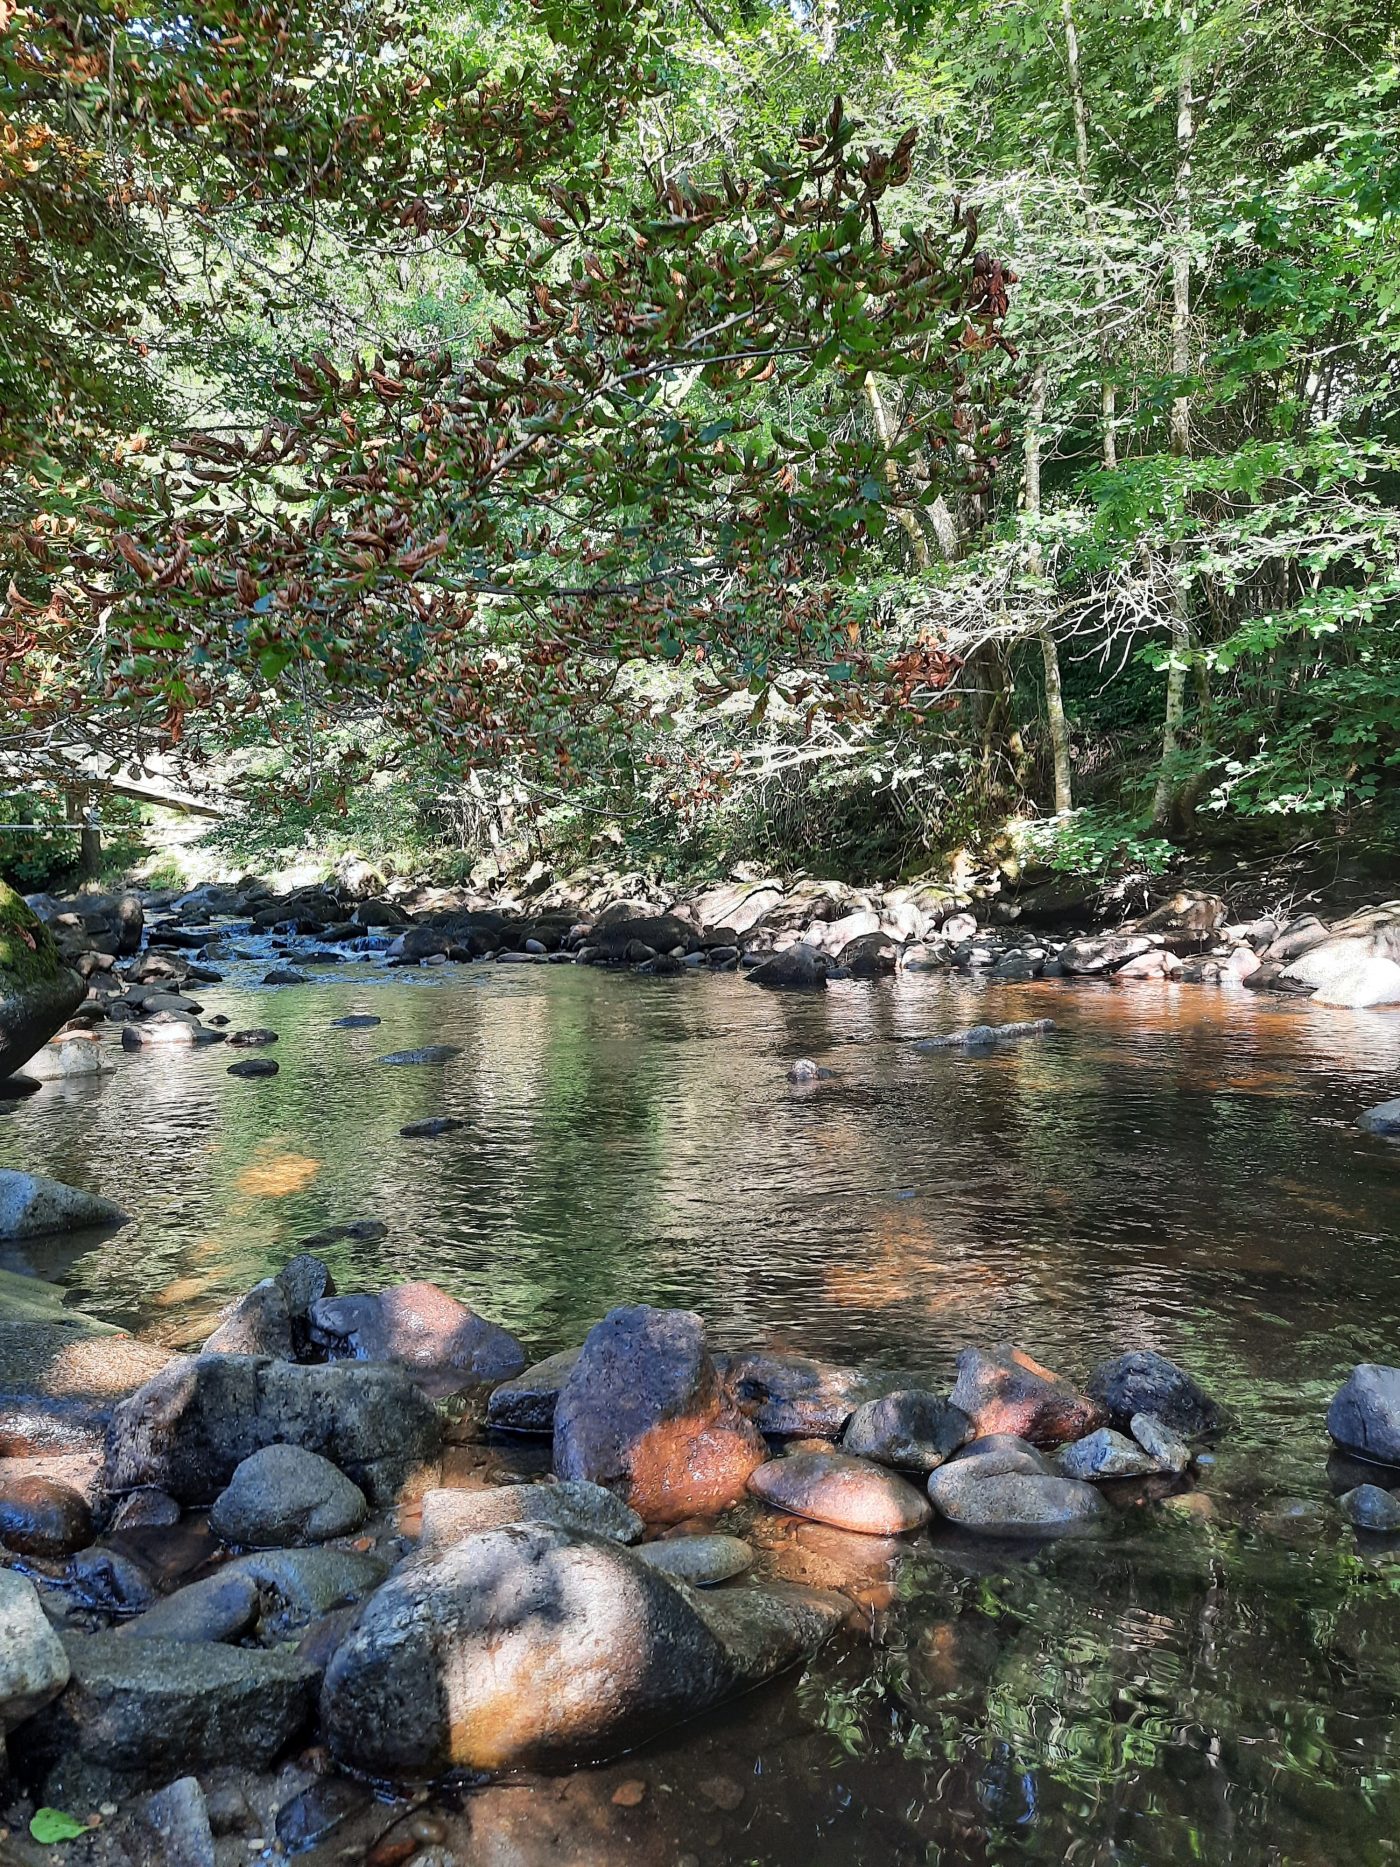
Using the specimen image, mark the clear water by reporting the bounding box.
[4,958,1400,1864]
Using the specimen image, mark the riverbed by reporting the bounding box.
[4,960,1400,1864]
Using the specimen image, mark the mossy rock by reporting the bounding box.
[0,881,86,1080]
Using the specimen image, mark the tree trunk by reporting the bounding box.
[862,372,931,571]
[1024,361,1073,812]
[1062,0,1116,470]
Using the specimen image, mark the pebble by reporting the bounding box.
[612,1780,648,1808]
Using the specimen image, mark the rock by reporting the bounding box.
[1130,1412,1191,1474]
[109,1488,180,1531]
[114,894,145,957]
[1059,934,1156,975]
[1327,1364,1400,1466]
[786,1058,834,1084]
[486,1349,582,1434]
[1358,1100,1400,1137]
[0,880,86,1082]
[0,1569,70,1729]
[22,1035,116,1081]
[749,1450,931,1534]
[321,1521,843,1774]
[121,1012,213,1049]
[309,1282,526,1390]
[554,1307,766,1522]
[103,1355,441,1505]
[1058,1427,1159,1480]
[840,932,900,977]
[209,1445,368,1547]
[130,1775,216,1867]
[262,968,310,985]
[202,1279,294,1358]
[1085,1350,1223,1437]
[120,1569,263,1645]
[840,1390,973,1473]
[916,1018,1056,1049]
[43,1631,318,1770]
[376,1044,461,1065]
[634,1534,754,1586]
[418,1480,643,1548]
[928,1445,1105,1535]
[746,946,828,990]
[0,1473,93,1554]
[227,1028,278,1048]
[69,1544,159,1613]
[721,1350,882,1437]
[1341,1484,1400,1531]
[400,1116,466,1138]
[221,1547,387,1636]
[948,1344,1104,1446]
[1129,892,1226,951]
[1280,917,1400,1007]
[0,1169,128,1241]
[332,1014,381,1028]
[228,1056,279,1078]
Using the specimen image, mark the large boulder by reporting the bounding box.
[1085,1350,1222,1438]
[748,1450,931,1535]
[208,1444,368,1547]
[38,1632,317,1771]
[22,1034,116,1081]
[0,1569,71,1730]
[554,1307,766,1522]
[1279,907,1400,1007]
[949,1345,1104,1446]
[0,1169,128,1242]
[1328,1365,1400,1467]
[0,882,86,1082]
[309,1281,526,1392]
[321,1521,843,1775]
[103,1354,441,1505]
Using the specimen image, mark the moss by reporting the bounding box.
[0,880,66,989]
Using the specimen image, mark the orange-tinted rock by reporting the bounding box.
[554,1307,766,1522]
[310,1283,525,1394]
[748,1450,931,1535]
[948,1344,1104,1447]
[0,1471,93,1554]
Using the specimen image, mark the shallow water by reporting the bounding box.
[4,959,1400,1864]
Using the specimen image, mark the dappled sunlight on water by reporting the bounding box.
[3,962,1400,1862]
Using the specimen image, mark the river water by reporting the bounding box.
[3,959,1400,1865]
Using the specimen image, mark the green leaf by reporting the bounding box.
[31,1809,90,1845]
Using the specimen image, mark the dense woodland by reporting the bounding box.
[2,0,1398,884]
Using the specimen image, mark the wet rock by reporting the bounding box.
[69,1544,159,1613]
[44,1631,318,1770]
[209,1444,368,1547]
[841,932,900,977]
[840,1390,973,1473]
[418,1480,643,1548]
[202,1278,294,1359]
[1059,934,1155,975]
[120,1569,263,1644]
[332,1014,381,1028]
[746,945,828,990]
[376,1044,461,1065]
[0,1569,70,1729]
[786,1059,834,1084]
[1058,1428,1159,1480]
[1130,1411,1191,1474]
[322,1520,843,1774]
[23,1035,116,1081]
[1358,1099,1400,1137]
[228,1056,279,1078]
[109,1488,181,1531]
[227,1027,278,1047]
[1340,1484,1400,1532]
[487,1349,582,1434]
[721,1350,882,1438]
[949,1344,1104,1446]
[103,1354,441,1505]
[1280,918,1400,1007]
[917,1018,1056,1049]
[131,1774,216,1867]
[634,1534,754,1586]
[928,1446,1104,1536]
[0,1472,93,1554]
[310,1282,526,1390]
[121,1011,218,1048]
[749,1450,931,1535]
[0,1169,128,1241]
[275,1774,369,1851]
[220,1547,387,1636]
[400,1116,466,1138]
[1328,1364,1400,1466]
[1086,1350,1223,1438]
[113,893,144,957]
[554,1307,766,1522]
[262,968,310,985]
[0,880,86,1081]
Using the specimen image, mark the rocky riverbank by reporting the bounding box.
[3,1238,1400,1865]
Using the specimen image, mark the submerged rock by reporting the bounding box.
[634,1534,754,1586]
[227,1056,279,1078]
[418,1480,643,1548]
[310,1281,526,1389]
[321,1521,843,1774]
[1086,1350,1222,1438]
[400,1116,465,1138]
[376,1044,461,1065]
[1328,1364,1400,1467]
[916,1018,1056,1049]
[555,1307,766,1522]
[749,1449,931,1535]
[209,1444,368,1548]
[487,1349,582,1435]
[840,1389,973,1473]
[0,1569,71,1730]
[0,1168,128,1242]
[331,1014,381,1028]
[1340,1483,1400,1532]
[949,1344,1104,1447]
